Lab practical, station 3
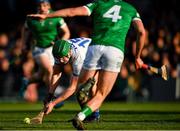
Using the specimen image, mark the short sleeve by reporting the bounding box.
[58,18,67,27]
[132,9,141,21]
[84,1,98,16]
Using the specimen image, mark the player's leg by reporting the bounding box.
[83,73,100,122]
[19,56,37,98]
[76,46,101,121]
[71,46,100,128]
[72,68,96,129]
[72,70,118,129]
[76,45,99,106]
[84,46,124,113]
[72,46,124,129]
[76,68,97,107]
[78,71,118,118]
[20,58,46,97]
[40,47,64,108]
[24,83,38,102]
[20,55,48,100]
[38,54,53,88]
[20,47,45,98]
[88,71,118,109]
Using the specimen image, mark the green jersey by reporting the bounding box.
[26,10,66,48]
[85,0,141,52]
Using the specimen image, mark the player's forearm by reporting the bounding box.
[46,6,88,18]
[49,74,61,94]
[44,73,61,105]
[46,9,69,18]
[60,26,71,40]
[61,33,70,40]
[136,29,145,58]
[52,87,76,105]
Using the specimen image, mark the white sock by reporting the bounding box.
[77,112,86,121]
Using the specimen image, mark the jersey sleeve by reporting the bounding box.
[72,60,83,76]
[84,1,98,16]
[58,18,67,28]
[132,9,141,21]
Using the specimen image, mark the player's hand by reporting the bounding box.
[45,102,55,115]
[27,14,47,19]
[135,57,144,69]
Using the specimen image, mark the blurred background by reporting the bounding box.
[0,0,179,103]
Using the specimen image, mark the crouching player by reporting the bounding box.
[44,38,100,122]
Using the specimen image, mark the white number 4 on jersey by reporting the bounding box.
[103,5,122,22]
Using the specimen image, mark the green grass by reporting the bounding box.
[0,101,180,130]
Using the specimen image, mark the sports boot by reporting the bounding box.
[72,116,86,130]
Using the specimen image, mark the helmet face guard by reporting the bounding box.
[52,40,71,58]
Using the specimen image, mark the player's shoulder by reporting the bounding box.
[81,37,92,41]
[121,1,137,10]
[95,0,136,9]
[90,0,99,3]
[89,0,106,5]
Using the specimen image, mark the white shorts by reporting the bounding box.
[83,45,124,72]
[32,46,54,66]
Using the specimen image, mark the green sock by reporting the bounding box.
[82,105,92,117]
[77,105,92,121]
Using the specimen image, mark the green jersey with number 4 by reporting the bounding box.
[85,0,141,52]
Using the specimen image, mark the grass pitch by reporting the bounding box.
[0,101,180,130]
